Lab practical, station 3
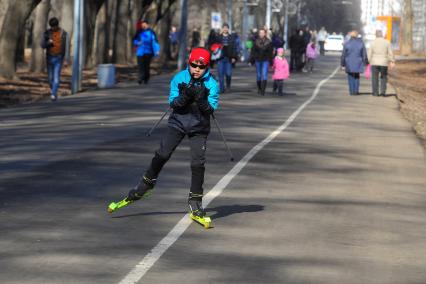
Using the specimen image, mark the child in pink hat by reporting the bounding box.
[272,48,290,96]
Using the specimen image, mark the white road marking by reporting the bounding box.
[118,66,340,284]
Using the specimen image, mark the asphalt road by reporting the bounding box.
[1,55,425,284]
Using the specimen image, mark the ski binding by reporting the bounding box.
[190,213,212,229]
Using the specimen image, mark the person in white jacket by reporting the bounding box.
[368,30,395,96]
[317,27,327,55]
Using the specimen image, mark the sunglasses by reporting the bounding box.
[189,62,207,69]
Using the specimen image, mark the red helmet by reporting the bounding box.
[188,47,211,66]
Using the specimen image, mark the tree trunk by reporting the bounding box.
[60,0,73,62]
[0,0,41,78]
[84,0,106,68]
[401,0,413,56]
[157,0,175,64]
[94,0,109,64]
[128,0,143,64]
[30,0,50,72]
[112,0,129,64]
[16,29,26,64]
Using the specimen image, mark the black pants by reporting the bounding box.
[371,65,388,96]
[169,43,178,60]
[273,80,283,95]
[145,127,208,198]
[290,51,303,71]
[318,41,325,55]
[137,54,153,83]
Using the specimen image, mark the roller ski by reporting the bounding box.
[188,193,212,229]
[107,176,156,213]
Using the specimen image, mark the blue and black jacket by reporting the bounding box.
[168,68,220,134]
[133,28,160,57]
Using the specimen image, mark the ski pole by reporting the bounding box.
[146,107,171,137]
[211,113,234,162]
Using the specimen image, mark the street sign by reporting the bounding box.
[272,0,283,12]
[287,2,297,15]
[211,12,222,29]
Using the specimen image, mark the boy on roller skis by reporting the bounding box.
[124,47,219,218]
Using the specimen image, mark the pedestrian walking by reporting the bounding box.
[41,17,69,101]
[317,27,327,55]
[249,28,273,96]
[272,48,290,96]
[215,23,239,93]
[206,29,219,68]
[303,41,318,73]
[168,26,179,60]
[289,29,305,72]
[118,47,219,221]
[244,33,254,62]
[272,32,285,51]
[368,30,395,97]
[206,29,218,50]
[341,30,368,96]
[133,20,160,85]
[191,28,201,48]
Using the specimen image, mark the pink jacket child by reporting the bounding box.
[272,49,290,80]
[306,42,318,59]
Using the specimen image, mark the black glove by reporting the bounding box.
[197,98,214,115]
[186,83,206,101]
[192,84,209,102]
[171,83,193,108]
[196,87,214,115]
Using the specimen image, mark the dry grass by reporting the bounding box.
[0,60,174,107]
[389,60,426,149]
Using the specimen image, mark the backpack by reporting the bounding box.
[210,43,223,61]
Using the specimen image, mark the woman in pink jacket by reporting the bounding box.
[272,48,290,96]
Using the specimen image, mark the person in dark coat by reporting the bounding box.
[341,30,368,95]
[215,23,239,93]
[289,29,305,72]
[249,28,274,96]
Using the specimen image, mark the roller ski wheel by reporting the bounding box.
[190,213,212,229]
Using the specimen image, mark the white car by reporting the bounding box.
[324,35,344,52]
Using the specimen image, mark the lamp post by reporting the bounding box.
[266,0,271,29]
[242,0,249,61]
[177,0,188,70]
[227,0,233,31]
[71,0,84,94]
[284,0,289,49]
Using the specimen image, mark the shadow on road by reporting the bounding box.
[207,204,264,220]
[111,204,265,220]
[111,210,187,219]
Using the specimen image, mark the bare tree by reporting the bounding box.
[60,0,73,62]
[94,0,110,64]
[30,0,50,72]
[401,0,413,55]
[112,0,130,64]
[0,0,42,78]
[84,0,106,68]
[154,0,177,63]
